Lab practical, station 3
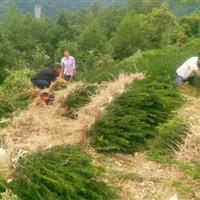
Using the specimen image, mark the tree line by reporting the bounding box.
[0,1,200,82]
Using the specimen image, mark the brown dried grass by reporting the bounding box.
[175,96,200,162]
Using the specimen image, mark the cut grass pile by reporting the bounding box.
[90,77,184,153]
[0,145,117,200]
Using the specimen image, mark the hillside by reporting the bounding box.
[0,2,200,199]
[0,39,200,199]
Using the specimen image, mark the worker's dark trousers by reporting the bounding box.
[31,79,50,89]
[64,75,72,81]
[175,74,195,86]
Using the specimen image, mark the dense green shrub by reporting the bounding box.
[90,77,184,153]
[0,68,33,118]
[146,117,188,162]
[0,145,117,200]
[64,84,97,118]
[76,38,200,84]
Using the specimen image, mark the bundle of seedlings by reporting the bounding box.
[0,145,117,200]
[64,84,97,119]
[146,117,189,162]
[90,77,184,153]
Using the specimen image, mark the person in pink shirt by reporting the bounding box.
[61,49,76,80]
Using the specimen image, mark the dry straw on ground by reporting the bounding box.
[1,73,144,159]
[175,95,200,162]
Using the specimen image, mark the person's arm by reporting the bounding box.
[71,57,76,77]
[60,59,64,77]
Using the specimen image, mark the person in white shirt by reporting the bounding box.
[61,49,76,80]
[175,55,200,86]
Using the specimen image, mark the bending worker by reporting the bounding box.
[31,64,62,89]
[175,54,200,86]
[61,49,76,80]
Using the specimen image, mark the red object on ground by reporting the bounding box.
[39,92,54,107]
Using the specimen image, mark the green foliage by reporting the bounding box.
[0,68,33,118]
[0,7,63,64]
[146,117,188,162]
[111,12,149,59]
[181,10,200,37]
[147,2,187,47]
[78,19,107,53]
[0,145,117,200]
[171,180,192,194]
[76,38,200,84]
[90,77,184,153]
[31,47,50,69]
[111,2,187,59]
[0,40,22,83]
[174,160,200,180]
[64,84,97,118]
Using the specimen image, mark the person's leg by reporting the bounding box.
[64,75,71,81]
[32,79,50,89]
[188,76,195,85]
[175,74,184,86]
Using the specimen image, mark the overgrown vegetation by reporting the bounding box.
[0,68,33,119]
[0,146,117,200]
[90,77,184,153]
[76,38,200,84]
[64,84,97,118]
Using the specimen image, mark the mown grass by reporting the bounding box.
[0,145,117,200]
